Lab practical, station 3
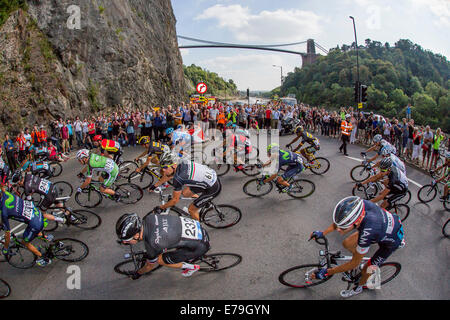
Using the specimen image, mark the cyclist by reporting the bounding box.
[357,157,409,209]
[286,125,320,164]
[134,136,170,169]
[362,134,394,164]
[19,157,53,179]
[152,155,220,222]
[430,151,449,201]
[0,160,10,186]
[310,196,405,298]
[0,184,52,267]
[221,123,253,171]
[373,145,406,174]
[261,143,305,192]
[92,135,123,164]
[166,127,192,157]
[116,212,210,279]
[76,149,120,201]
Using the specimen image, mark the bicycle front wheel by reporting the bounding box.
[242,160,262,177]
[114,252,162,276]
[128,171,154,189]
[350,165,370,182]
[53,181,73,198]
[193,253,242,272]
[115,183,143,204]
[309,157,330,175]
[392,204,410,222]
[417,184,437,203]
[75,189,102,208]
[208,162,230,176]
[0,279,11,299]
[49,162,62,177]
[279,264,333,288]
[53,238,89,262]
[287,179,315,199]
[243,179,273,197]
[352,184,379,200]
[118,161,138,183]
[70,209,102,230]
[202,204,242,229]
[442,219,450,237]
[7,243,36,269]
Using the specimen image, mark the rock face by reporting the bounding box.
[0,0,186,136]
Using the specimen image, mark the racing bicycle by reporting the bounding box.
[287,145,330,175]
[417,181,449,211]
[278,236,401,295]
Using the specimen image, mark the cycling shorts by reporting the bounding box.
[189,180,222,208]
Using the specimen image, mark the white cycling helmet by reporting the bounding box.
[76,149,90,161]
[333,196,364,229]
[373,134,382,143]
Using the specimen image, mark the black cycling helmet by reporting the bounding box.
[333,196,364,229]
[379,157,393,171]
[116,213,142,241]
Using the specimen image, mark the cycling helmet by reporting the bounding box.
[93,135,102,142]
[11,170,22,184]
[76,149,90,161]
[345,114,351,119]
[445,151,450,159]
[166,127,174,135]
[138,136,150,145]
[333,196,364,229]
[267,143,279,153]
[294,125,304,134]
[379,157,393,170]
[116,213,142,241]
[373,134,382,143]
[380,146,392,157]
[159,152,177,167]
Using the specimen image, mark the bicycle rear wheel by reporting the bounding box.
[376,262,402,286]
[53,181,73,198]
[118,161,138,183]
[128,171,154,189]
[202,204,242,229]
[279,263,333,288]
[7,243,36,269]
[49,162,62,177]
[193,253,242,272]
[397,190,411,205]
[114,252,163,276]
[70,209,102,230]
[115,183,143,204]
[392,204,410,222]
[208,162,230,176]
[350,165,370,182]
[0,279,11,299]
[442,219,450,237]
[75,189,102,208]
[243,179,273,197]
[352,184,379,200]
[287,179,315,199]
[309,157,330,175]
[242,160,262,176]
[53,238,89,262]
[417,184,437,203]
[43,217,58,232]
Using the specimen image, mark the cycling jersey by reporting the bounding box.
[387,166,408,191]
[299,131,319,146]
[172,130,191,147]
[143,214,210,264]
[147,141,170,156]
[86,153,119,188]
[31,161,52,178]
[277,149,304,179]
[23,174,57,210]
[172,160,217,192]
[101,139,121,153]
[389,154,406,174]
[378,141,394,155]
[356,200,404,266]
[1,191,45,242]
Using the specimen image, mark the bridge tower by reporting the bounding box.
[301,39,320,66]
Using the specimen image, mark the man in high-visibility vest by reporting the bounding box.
[339,114,352,156]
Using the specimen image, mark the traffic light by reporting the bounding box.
[354,81,360,103]
[360,85,368,102]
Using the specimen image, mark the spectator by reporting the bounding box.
[3,134,16,171]
[74,117,83,147]
[411,127,421,164]
[60,121,70,154]
[126,118,136,146]
[431,128,445,168]
[421,125,433,169]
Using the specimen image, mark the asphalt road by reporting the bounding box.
[1,133,449,300]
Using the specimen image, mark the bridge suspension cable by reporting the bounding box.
[177,35,309,49]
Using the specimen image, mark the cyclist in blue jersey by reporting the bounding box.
[310,196,405,298]
[0,184,52,267]
[261,143,304,192]
[363,134,394,164]
[373,145,406,174]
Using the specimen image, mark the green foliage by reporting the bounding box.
[98,6,105,14]
[183,64,238,97]
[88,79,102,112]
[281,38,450,131]
[0,0,27,27]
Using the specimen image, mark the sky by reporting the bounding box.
[172,0,450,91]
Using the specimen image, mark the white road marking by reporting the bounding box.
[345,156,423,188]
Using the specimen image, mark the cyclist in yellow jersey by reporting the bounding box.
[92,135,123,163]
[134,137,170,171]
[286,125,320,163]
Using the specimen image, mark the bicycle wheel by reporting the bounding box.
[444,198,450,211]
[377,262,402,286]
[7,243,36,269]
[392,204,410,222]
[53,181,73,198]
[287,179,315,199]
[442,219,450,237]
[0,279,11,299]
[417,184,437,203]
[75,189,102,208]
[114,252,163,276]
[309,157,330,175]
[243,179,273,197]
[128,171,154,189]
[49,162,62,177]
[70,209,102,230]
[279,264,333,288]
[241,159,262,176]
[21,191,41,203]
[397,190,411,205]
[352,184,379,200]
[350,165,370,182]
[115,183,143,204]
[118,161,138,182]
[208,162,230,176]
[202,204,242,229]
[193,253,242,272]
[52,238,89,262]
[43,217,58,232]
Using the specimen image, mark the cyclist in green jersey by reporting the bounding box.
[76,149,119,200]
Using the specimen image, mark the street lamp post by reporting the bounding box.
[273,65,283,87]
[349,16,360,103]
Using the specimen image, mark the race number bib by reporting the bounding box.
[180,217,203,241]
[38,179,51,194]
[104,159,115,172]
[22,201,35,220]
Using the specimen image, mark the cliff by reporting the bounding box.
[0,0,186,136]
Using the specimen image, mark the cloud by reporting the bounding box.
[411,0,450,27]
[179,48,190,56]
[195,4,323,42]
